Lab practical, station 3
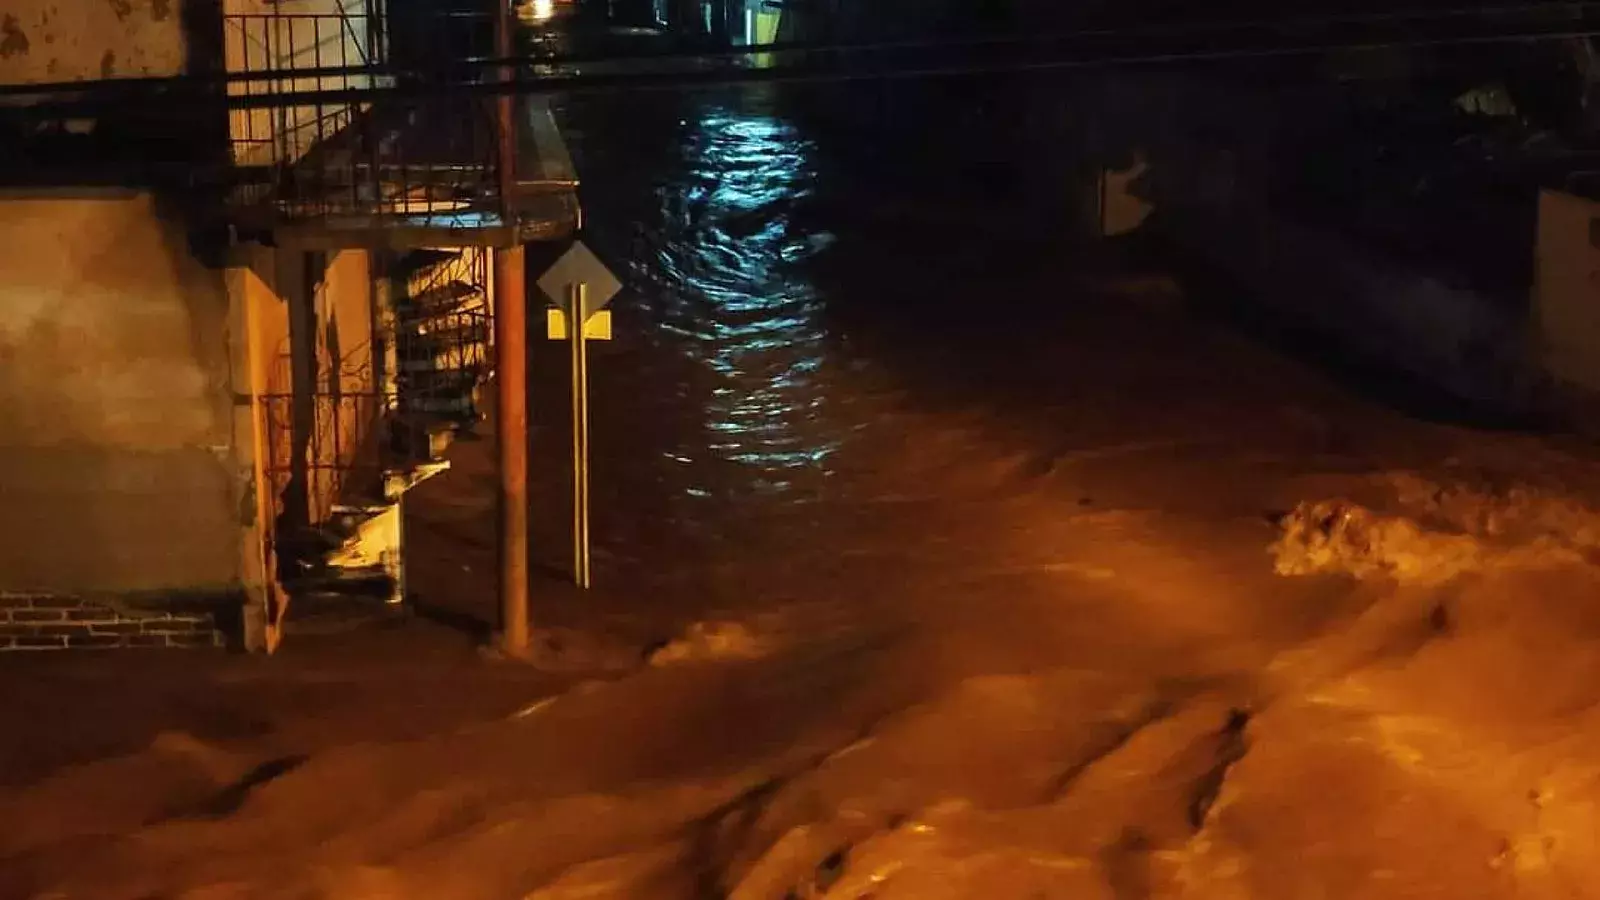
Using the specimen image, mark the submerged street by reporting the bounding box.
[8,70,1600,899]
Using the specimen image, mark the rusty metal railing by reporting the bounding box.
[224,4,515,237]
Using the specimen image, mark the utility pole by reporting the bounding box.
[493,0,531,656]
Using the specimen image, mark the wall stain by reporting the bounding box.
[0,15,29,59]
[100,49,115,77]
[107,0,133,22]
[151,0,171,22]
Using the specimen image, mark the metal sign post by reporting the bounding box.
[568,282,592,589]
[538,240,620,589]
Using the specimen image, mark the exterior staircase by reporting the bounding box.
[283,246,494,614]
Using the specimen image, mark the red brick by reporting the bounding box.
[67,608,120,622]
[33,625,92,638]
[165,632,221,649]
[67,634,128,649]
[12,635,67,649]
[126,634,170,648]
[141,620,208,634]
[29,597,89,610]
[89,622,145,635]
[0,595,36,610]
[10,610,66,623]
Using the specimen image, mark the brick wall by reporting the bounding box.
[0,594,222,651]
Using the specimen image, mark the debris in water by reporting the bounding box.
[1271,498,1483,583]
[648,621,771,666]
[1271,473,1600,583]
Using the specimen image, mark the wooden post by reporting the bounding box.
[493,0,529,654]
[495,245,530,655]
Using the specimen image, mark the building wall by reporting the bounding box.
[0,191,239,600]
[0,593,221,650]
[0,0,374,89]
[0,0,189,83]
[225,245,379,651]
[304,249,379,524]
[0,0,374,167]
[1075,71,1548,416]
[1159,194,1536,410]
[237,250,377,513]
[226,243,291,651]
[1534,189,1600,395]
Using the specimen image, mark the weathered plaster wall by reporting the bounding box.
[225,243,298,650]
[306,249,378,524]
[235,248,378,527]
[0,0,188,83]
[1534,190,1600,396]
[1073,71,1546,415]
[0,191,239,595]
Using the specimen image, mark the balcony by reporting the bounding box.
[224,3,579,250]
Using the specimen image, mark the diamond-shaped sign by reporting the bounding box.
[536,240,621,323]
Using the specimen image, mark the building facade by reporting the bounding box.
[0,0,578,651]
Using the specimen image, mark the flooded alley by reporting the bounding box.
[9,6,1600,898]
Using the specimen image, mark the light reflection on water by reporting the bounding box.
[638,105,842,501]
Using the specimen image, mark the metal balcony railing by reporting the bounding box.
[226,6,388,167]
[259,245,494,546]
[223,4,539,245]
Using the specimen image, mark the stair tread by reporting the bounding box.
[393,248,462,276]
[403,280,481,310]
[399,320,490,344]
[389,410,472,426]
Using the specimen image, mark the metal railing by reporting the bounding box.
[258,244,494,578]
[227,9,386,168]
[388,246,495,447]
[224,4,515,235]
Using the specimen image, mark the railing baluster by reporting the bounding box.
[220,8,549,244]
[313,16,326,214]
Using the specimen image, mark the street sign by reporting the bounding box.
[533,239,620,591]
[536,240,621,322]
[546,308,613,341]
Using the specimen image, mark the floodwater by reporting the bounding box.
[411,79,1600,895]
[11,52,1600,900]
[581,92,843,519]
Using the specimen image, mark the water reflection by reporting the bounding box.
[642,104,840,501]
[515,0,558,25]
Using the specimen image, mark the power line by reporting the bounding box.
[2,0,1598,100]
[7,17,1600,116]
[487,23,1600,98]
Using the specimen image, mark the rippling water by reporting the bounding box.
[565,88,860,532]
[660,109,841,494]
[548,69,1106,585]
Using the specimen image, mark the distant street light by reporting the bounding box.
[517,0,559,25]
